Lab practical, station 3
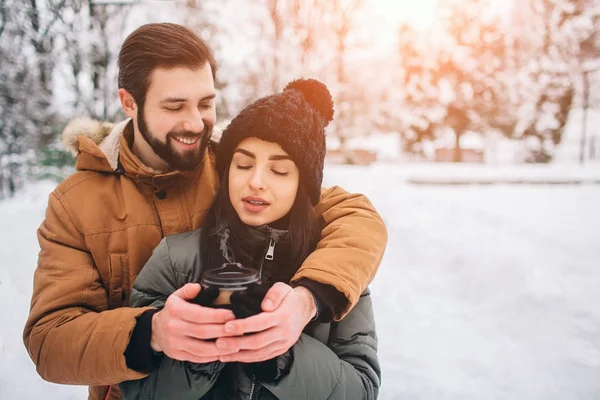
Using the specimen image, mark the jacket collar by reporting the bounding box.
[214,221,290,249]
[213,220,290,264]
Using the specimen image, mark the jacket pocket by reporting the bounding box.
[107,253,130,309]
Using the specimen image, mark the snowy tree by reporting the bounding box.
[507,0,597,161]
[0,0,69,197]
[0,1,134,196]
[386,0,515,162]
[229,0,332,107]
[0,4,35,197]
[178,0,234,120]
[224,0,374,159]
[57,1,131,120]
[327,0,364,152]
[26,0,67,147]
[569,0,600,163]
[377,24,443,158]
[435,0,518,161]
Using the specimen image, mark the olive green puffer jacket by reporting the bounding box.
[119,228,380,400]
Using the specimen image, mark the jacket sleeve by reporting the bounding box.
[262,289,380,400]
[22,191,152,385]
[291,186,387,320]
[120,237,224,400]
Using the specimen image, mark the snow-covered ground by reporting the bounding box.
[1,165,599,399]
[397,162,600,185]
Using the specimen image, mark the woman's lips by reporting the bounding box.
[242,196,270,213]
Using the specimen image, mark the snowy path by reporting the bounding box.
[2,167,599,399]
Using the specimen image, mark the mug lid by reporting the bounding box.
[201,263,260,287]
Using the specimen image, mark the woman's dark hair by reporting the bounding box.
[118,23,217,107]
[287,182,321,263]
[201,163,321,271]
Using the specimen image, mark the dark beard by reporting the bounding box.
[137,106,213,171]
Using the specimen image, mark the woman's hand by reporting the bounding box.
[214,283,317,362]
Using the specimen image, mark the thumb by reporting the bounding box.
[173,283,202,300]
[262,282,292,312]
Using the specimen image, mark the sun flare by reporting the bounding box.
[371,0,437,29]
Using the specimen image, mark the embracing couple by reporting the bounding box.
[23,23,386,400]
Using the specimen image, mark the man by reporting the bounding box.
[23,23,387,400]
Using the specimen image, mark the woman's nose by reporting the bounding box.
[249,169,266,191]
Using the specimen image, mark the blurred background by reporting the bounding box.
[0,0,599,399]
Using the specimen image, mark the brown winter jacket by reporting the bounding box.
[22,118,387,400]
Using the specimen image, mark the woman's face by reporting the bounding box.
[229,137,299,226]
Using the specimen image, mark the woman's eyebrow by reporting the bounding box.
[233,148,255,159]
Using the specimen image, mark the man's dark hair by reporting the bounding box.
[118,23,217,106]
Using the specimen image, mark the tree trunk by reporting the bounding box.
[268,0,282,93]
[453,131,463,162]
[580,70,590,165]
[8,171,15,197]
[0,155,5,200]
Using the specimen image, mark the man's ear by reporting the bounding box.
[119,88,137,119]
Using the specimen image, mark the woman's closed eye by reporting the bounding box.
[271,169,288,176]
[236,164,252,170]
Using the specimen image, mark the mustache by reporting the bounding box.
[167,125,210,139]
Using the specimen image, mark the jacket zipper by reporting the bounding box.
[258,228,275,280]
[265,238,276,260]
[250,230,276,399]
[249,373,256,399]
[250,231,276,398]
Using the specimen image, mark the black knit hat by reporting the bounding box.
[216,78,334,205]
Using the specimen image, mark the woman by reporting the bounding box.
[120,79,380,399]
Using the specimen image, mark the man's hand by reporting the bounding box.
[151,283,239,363]
[215,283,317,363]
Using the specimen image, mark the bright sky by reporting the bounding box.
[371,0,512,30]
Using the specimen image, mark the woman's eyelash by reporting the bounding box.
[235,164,288,176]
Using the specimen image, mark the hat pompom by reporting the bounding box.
[284,78,334,126]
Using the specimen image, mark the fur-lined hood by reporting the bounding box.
[61,117,226,173]
[61,118,130,171]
